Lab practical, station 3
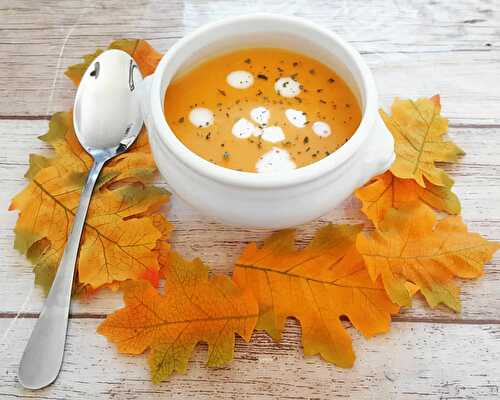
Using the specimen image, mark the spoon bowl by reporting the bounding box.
[18,49,143,390]
[74,49,143,153]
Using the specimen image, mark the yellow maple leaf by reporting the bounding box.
[355,171,460,226]
[233,224,399,368]
[356,203,499,311]
[98,252,258,384]
[382,95,464,188]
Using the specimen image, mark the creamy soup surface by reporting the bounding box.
[164,48,362,173]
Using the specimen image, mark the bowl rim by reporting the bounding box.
[149,13,378,189]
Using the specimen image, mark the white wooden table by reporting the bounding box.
[1,1,499,398]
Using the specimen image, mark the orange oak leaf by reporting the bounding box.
[233,224,399,368]
[10,39,170,293]
[39,112,158,188]
[382,95,464,188]
[10,160,169,290]
[151,214,173,270]
[355,171,460,226]
[356,203,499,311]
[74,214,172,297]
[98,252,258,384]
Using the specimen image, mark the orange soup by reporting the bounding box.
[164,48,361,173]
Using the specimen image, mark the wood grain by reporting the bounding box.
[0,0,499,123]
[2,119,498,320]
[1,319,499,399]
[1,0,500,397]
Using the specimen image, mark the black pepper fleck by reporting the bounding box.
[217,89,226,96]
[257,74,268,80]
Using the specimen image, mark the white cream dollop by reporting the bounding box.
[312,121,332,137]
[256,147,296,173]
[226,70,254,89]
[232,117,259,139]
[189,107,214,128]
[250,106,270,126]
[260,126,285,143]
[274,77,301,98]
[285,108,307,128]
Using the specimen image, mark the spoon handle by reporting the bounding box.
[18,157,106,390]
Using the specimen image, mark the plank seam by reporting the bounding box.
[1,312,499,325]
[1,116,499,129]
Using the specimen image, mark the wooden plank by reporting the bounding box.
[2,0,500,397]
[0,0,499,123]
[1,318,499,399]
[1,119,499,320]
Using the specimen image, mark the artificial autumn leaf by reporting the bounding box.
[355,171,460,226]
[383,95,464,188]
[357,203,499,311]
[74,211,173,297]
[39,111,158,188]
[233,224,399,368]
[151,214,173,271]
[10,39,171,294]
[98,252,258,384]
[10,160,169,290]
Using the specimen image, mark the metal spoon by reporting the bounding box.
[18,49,144,390]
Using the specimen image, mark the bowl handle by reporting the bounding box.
[358,112,395,186]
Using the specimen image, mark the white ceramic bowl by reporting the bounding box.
[141,14,394,229]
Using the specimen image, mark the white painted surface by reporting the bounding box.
[1,0,500,398]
